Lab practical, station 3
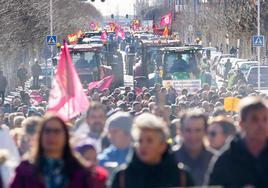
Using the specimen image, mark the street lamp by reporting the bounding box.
[257,0,261,92]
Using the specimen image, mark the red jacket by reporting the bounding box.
[91,166,108,188]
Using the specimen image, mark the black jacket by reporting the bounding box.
[173,144,213,186]
[209,136,268,188]
[111,148,194,188]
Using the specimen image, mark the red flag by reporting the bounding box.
[160,13,172,26]
[88,75,114,92]
[48,41,90,121]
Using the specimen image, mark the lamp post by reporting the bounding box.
[257,0,261,92]
[47,0,53,86]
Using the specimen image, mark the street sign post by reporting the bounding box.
[252,35,265,47]
[46,35,57,46]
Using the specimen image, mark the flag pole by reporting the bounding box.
[63,40,70,120]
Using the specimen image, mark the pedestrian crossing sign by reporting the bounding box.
[253,35,265,47]
[46,35,57,46]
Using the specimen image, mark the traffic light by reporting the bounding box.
[111,14,114,19]
[126,14,129,19]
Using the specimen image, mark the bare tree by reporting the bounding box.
[0,0,102,90]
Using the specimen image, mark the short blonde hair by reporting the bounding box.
[132,113,169,143]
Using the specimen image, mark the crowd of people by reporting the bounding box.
[0,72,268,188]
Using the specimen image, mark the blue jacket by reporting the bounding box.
[98,145,131,168]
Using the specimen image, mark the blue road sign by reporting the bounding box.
[253,35,265,47]
[46,35,57,46]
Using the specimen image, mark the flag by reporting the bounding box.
[116,29,125,40]
[67,30,83,44]
[47,41,90,121]
[163,25,169,37]
[68,33,78,44]
[160,13,172,26]
[101,30,108,44]
[109,22,117,32]
[90,22,96,30]
[76,30,83,38]
[101,30,108,40]
[88,75,114,92]
[131,19,141,31]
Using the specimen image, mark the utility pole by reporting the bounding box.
[48,0,53,86]
[257,0,261,92]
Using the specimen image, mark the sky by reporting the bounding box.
[88,0,135,16]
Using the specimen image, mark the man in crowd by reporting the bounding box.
[98,112,133,170]
[173,109,213,185]
[85,102,108,152]
[31,60,42,89]
[209,96,268,188]
[172,54,189,73]
[74,102,108,153]
[17,64,28,91]
[0,71,7,104]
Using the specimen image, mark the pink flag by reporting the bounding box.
[160,13,172,26]
[88,75,114,92]
[47,41,90,121]
[116,29,125,40]
[101,30,108,41]
[90,22,96,30]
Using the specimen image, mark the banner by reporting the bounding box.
[224,97,240,112]
[163,80,201,94]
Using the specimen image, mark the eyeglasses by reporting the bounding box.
[43,128,63,135]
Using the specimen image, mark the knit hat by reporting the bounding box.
[105,112,133,134]
[75,138,96,154]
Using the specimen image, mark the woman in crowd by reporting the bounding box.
[111,113,193,188]
[10,115,92,188]
[207,116,237,154]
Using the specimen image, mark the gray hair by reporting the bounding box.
[13,116,26,127]
[132,113,169,143]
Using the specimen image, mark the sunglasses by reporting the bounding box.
[43,128,63,135]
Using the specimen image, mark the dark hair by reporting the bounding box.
[86,102,106,117]
[180,109,208,130]
[239,97,268,122]
[209,116,237,136]
[33,115,84,177]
